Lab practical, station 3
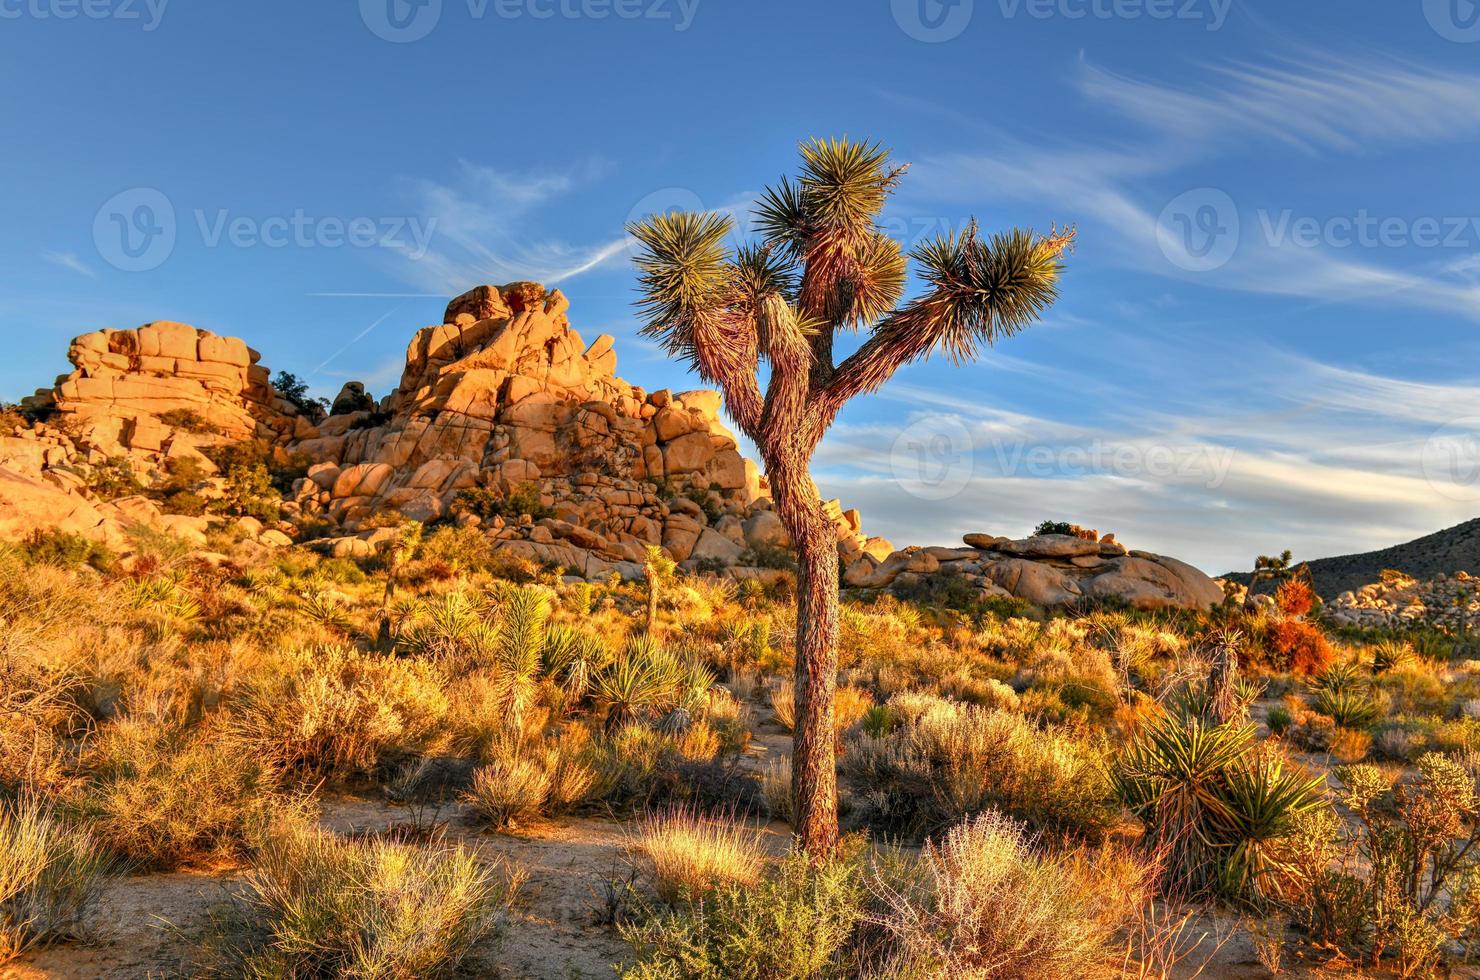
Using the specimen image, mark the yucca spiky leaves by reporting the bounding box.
[1113,711,1324,903]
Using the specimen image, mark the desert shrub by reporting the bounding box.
[1112,711,1325,902]
[271,371,329,422]
[228,818,521,978]
[872,811,1145,979]
[158,408,221,434]
[463,730,595,830]
[1275,578,1316,619]
[631,807,765,906]
[1266,705,1293,737]
[585,722,756,813]
[75,718,284,867]
[81,458,144,500]
[233,646,449,779]
[1277,755,1480,975]
[841,695,1114,841]
[621,850,870,979]
[0,803,112,963]
[454,482,553,522]
[1034,521,1076,537]
[1328,726,1372,763]
[0,645,86,800]
[19,529,114,571]
[1267,619,1335,676]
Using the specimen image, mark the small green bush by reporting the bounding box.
[454,482,553,522]
[621,850,869,979]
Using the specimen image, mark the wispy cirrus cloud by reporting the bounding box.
[1079,54,1480,155]
[392,159,632,293]
[40,249,96,278]
[903,49,1480,321]
[811,342,1480,574]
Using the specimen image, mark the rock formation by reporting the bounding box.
[0,282,1230,610]
[1326,570,1478,633]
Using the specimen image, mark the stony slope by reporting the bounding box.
[1226,519,1480,600]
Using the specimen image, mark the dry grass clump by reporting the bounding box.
[762,755,793,824]
[233,645,449,778]
[771,681,872,737]
[631,807,765,905]
[842,694,1113,840]
[0,803,111,964]
[226,818,522,978]
[621,849,870,979]
[463,731,595,830]
[75,717,287,868]
[872,810,1147,979]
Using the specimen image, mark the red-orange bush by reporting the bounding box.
[1270,619,1333,676]
[1275,579,1315,619]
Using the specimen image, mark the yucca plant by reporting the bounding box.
[1312,685,1380,730]
[542,625,612,703]
[1112,711,1324,903]
[1372,638,1415,675]
[631,136,1073,854]
[398,591,499,663]
[591,638,685,731]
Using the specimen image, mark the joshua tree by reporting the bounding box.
[630,137,1073,855]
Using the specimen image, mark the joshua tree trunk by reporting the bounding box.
[769,459,840,856]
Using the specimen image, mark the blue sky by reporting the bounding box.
[3,0,1479,573]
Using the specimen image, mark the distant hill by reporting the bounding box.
[1224,518,1480,600]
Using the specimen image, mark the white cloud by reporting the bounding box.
[810,347,1480,574]
[40,250,96,278]
[395,160,630,293]
[904,50,1480,322]
[1079,54,1480,155]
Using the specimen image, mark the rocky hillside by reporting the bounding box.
[0,282,1228,611]
[1228,519,1480,600]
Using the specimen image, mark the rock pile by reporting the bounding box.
[23,321,299,455]
[0,282,1230,609]
[284,283,851,580]
[1326,570,1479,633]
[0,322,303,548]
[847,532,1225,611]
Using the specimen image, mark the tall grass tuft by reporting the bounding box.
[0,803,112,963]
[871,810,1145,979]
[231,819,523,978]
[631,806,765,906]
